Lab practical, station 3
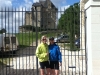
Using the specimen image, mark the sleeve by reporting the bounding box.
[57,46,62,63]
[35,45,47,59]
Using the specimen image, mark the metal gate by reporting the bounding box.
[0,5,87,75]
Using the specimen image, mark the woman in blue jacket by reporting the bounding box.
[48,37,62,75]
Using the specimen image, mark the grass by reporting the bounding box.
[0,57,12,65]
[15,31,79,51]
[58,43,80,51]
[15,31,57,47]
[16,32,41,47]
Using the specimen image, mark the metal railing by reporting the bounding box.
[0,7,87,75]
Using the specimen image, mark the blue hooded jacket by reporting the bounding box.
[49,43,62,63]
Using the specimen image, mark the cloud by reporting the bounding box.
[60,5,70,11]
[23,0,33,8]
[0,9,26,33]
[33,0,39,3]
[0,0,31,33]
[57,5,70,19]
[0,0,12,7]
[0,0,13,32]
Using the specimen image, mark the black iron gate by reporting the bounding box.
[0,6,87,75]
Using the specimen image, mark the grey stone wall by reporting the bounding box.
[19,0,58,32]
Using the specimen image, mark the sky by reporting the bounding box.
[0,0,80,7]
[0,0,80,33]
[0,0,80,9]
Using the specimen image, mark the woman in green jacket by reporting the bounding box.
[36,35,50,75]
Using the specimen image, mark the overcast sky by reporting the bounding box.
[0,0,80,33]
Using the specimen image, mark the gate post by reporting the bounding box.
[32,3,41,75]
[36,7,39,75]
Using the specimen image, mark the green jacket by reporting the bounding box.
[36,43,49,62]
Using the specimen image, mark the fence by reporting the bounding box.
[0,7,87,75]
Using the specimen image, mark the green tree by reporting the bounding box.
[58,2,80,50]
[0,28,6,33]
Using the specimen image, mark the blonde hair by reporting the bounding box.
[41,35,47,40]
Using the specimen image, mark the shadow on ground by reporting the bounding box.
[0,46,39,75]
[0,65,39,75]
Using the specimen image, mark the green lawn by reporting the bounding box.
[16,32,79,51]
[15,31,57,47]
[16,32,40,47]
[0,57,12,66]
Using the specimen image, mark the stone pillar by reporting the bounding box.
[85,0,100,75]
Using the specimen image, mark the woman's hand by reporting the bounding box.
[59,62,62,66]
[46,52,49,56]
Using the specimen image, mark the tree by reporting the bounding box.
[58,2,80,50]
[0,28,6,33]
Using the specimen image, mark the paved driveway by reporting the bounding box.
[0,46,40,75]
[0,46,86,75]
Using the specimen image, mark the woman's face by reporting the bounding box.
[42,36,47,43]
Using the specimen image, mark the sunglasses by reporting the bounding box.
[42,39,47,40]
